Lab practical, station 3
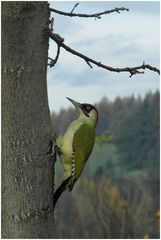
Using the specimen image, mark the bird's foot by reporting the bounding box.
[47,133,62,164]
[47,133,57,156]
[54,144,63,157]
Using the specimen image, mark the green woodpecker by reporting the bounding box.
[53,97,98,208]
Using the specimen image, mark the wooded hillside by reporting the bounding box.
[51,91,160,238]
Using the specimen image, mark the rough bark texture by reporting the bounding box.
[2,2,55,238]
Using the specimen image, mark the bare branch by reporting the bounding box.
[48,45,60,67]
[49,7,129,19]
[71,3,79,14]
[49,30,160,76]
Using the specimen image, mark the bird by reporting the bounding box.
[53,97,98,208]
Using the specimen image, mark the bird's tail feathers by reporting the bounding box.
[53,177,71,209]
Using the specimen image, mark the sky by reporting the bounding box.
[47,1,160,113]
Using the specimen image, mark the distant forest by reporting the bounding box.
[51,91,160,239]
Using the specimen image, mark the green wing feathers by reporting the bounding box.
[70,124,95,187]
[54,124,96,205]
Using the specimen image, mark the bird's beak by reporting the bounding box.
[66,97,81,110]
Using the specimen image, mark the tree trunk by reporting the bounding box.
[2,2,55,238]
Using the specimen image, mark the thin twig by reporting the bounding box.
[48,45,61,67]
[85,60,93,69]
[49,7,129,19]
[49,30,160,76]
[71,3,79,14]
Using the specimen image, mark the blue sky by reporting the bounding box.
[47,1,160,113]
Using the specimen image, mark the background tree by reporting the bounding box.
[52,91,159,238]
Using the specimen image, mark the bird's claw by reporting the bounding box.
[47,133,57,156]
[47,133,62,164]
[54,144,63,157]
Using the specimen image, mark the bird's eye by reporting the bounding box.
[86,106,91,112]
[81,104,92,115]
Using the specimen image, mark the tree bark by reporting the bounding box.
[2,2,55,238]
